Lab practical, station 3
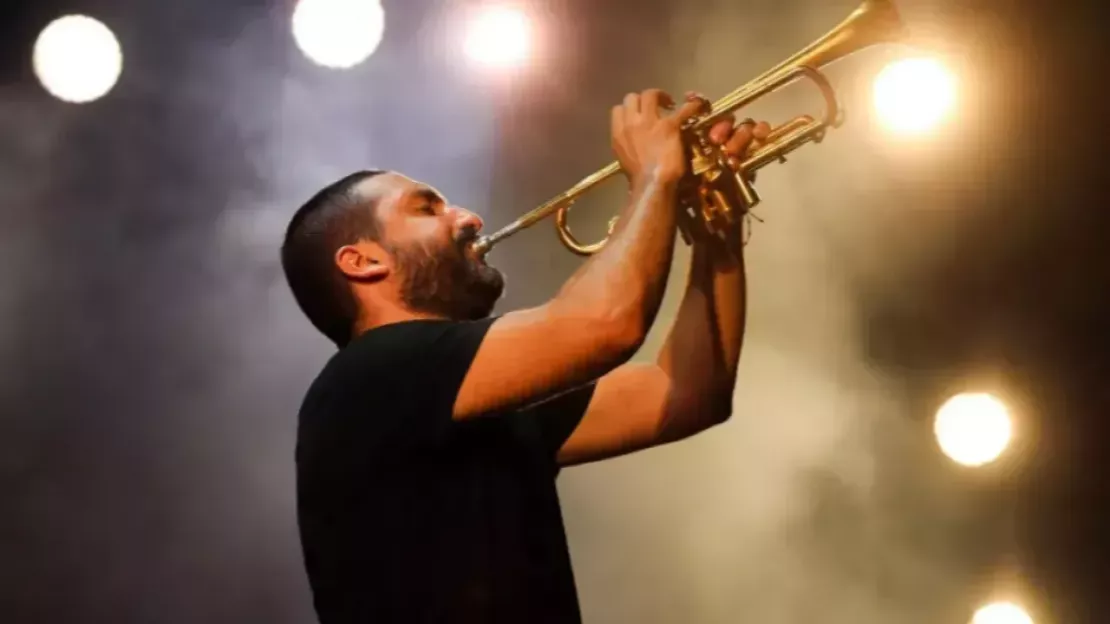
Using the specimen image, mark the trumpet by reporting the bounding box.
[472,0,907,257]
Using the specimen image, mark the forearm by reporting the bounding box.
[657,243,746,425]
[553,173,679,340]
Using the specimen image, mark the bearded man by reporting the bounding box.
[281,89,769,623]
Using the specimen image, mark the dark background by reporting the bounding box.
[1,0,1106,622]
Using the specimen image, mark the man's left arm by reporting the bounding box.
[554,230,746,467]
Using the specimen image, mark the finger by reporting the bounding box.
[724,123,755,156]
[640,89,671,118]
[611,105,625,137]
[611,105,631,174]
[684,90,707,103]
[753,121,772,141]
[707,116,736,145]
[671,95,710,125]
[623,92,641,114]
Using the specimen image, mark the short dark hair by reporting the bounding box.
[281,170,388,347]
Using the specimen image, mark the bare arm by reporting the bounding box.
[554,244,745,465]
[552,121,766,466]
[453,90,706,421]
[652,238,746,441]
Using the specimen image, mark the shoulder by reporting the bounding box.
[323,318,496,382]
[297,318,499,431]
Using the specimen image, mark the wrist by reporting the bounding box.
[629,169,679,195]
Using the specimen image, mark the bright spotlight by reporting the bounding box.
[292,0,385,69]
[873,57,956,134]
[33,15,123,104]
[463,6,532,69]
[972,602,1034,624]
[934,393,1012,467]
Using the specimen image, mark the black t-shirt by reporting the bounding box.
[295,318,596,624]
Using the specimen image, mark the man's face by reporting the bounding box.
[360,173,505,320]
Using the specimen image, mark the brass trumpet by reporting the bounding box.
[472,0,907,257]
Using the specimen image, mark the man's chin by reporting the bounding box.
[468,282,505,320]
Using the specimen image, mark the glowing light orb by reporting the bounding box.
[873,57,956,134]
[934,393,1012,467]
[33,15,123,103]
[292,0,385,69]
[972,602,1034,624]
[463,6,531,69]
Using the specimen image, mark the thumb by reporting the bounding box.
[671,95,710,126]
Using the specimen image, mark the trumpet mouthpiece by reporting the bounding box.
[471,237,493,258]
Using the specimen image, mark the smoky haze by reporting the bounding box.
[0,0,1038,622]
[547,1,1025,623]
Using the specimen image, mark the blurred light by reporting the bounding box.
[873,57,956,134]
[972,602,1034,624]
[463,6,531,69]
[934,393,1012,467]
[292,0,385,69]
[33,15,123,104]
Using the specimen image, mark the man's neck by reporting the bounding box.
[353,306,448,336]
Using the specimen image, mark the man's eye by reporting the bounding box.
[420,204,436,215]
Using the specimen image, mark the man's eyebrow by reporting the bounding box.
[409,188,446,205]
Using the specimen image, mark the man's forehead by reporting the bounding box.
[353,173,445,205]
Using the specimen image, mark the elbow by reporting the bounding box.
[596,305,650,365]
[707,383,735,425]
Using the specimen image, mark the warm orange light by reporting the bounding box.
[972,601,1034,624]
[463,6,531,69]
[873,57,956,134]
[934,393,1012,467]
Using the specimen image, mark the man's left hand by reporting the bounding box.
[707,119,770,163]
[682,92,771,252]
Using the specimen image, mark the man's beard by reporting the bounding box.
[389,228,505,321]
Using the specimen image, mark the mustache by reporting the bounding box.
[454,225,480,250]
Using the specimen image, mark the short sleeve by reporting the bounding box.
[299,318,498,463]
[410,318,500,425]
[517,382,598,461]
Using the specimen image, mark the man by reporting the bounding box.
[281,89,770,623]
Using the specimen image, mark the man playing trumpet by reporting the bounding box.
[281,88,770,623]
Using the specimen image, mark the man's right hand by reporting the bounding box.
[610,89,708,186]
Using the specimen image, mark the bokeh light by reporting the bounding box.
[292,0,386,69]
[32,15,123,104]
[463,6,532,69]
[873,57,956,134]
[972,601,1034,624]
[934,393,1013,467]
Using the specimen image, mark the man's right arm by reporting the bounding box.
[452,90,705,421]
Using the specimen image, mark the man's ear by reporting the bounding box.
[335,242,390,282]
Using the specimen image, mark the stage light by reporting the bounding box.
[292,0,385,69]
[873,57,956,134]
[463,6,531,69]
[32,15,123,104]
[934,393,1012,467]
[972,602,1033,624]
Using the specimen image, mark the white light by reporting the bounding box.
[873,57,956,134]
[292,0,385,69]
[463,6,531,69]
[33,15,123,104]
[972,602,1034,624]
[934,393,1013,467]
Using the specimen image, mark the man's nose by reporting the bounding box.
[451,206,484,233]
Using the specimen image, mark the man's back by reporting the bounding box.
[295,319,595,623]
